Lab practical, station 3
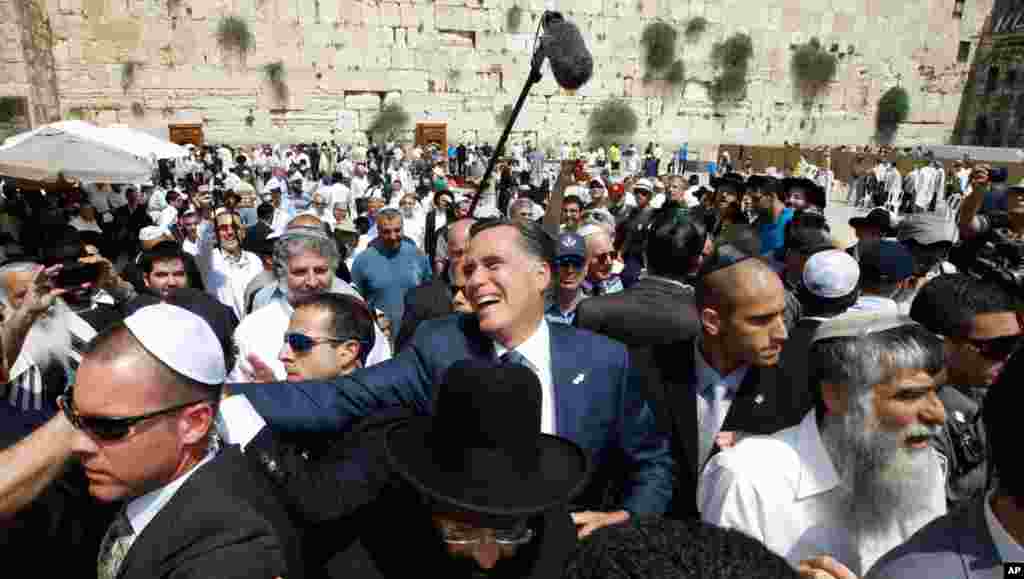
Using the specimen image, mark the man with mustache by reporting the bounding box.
[699,314,947,577]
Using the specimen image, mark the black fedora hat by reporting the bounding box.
[386,360,591,519]
[781,177,825,209]
[848,207,893,234]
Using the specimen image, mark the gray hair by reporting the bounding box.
[376,207,402,223]
[0,261,38,306]
[509,198,533,214]
[272,228,340,281]
[809,323,944,415]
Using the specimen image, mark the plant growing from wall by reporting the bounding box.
[216,15,254,57]
[263,60,288,103]
[640,22,685,87]
[587,99,638,147]
[0,97,20,123]
[684,17,707,42]
[131,102,145,117]
[791,37,837,101]
[496,103,514,127]
[876,86,910,144]
[121,61,140,93]
[368,102,411,140]
[447,68,462,89]
[710,32,753,104]
[505,5,522,33]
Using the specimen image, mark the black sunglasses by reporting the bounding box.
[58,387,211,441]
[283,332,354,353]
[964,334,1024,361]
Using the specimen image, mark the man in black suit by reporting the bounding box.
[630,246,813,519]
[394,217,474,351]
[0,303,305,578]
[575,202,707,347]
[243,202,276,254]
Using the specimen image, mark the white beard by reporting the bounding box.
[820,399,942,540]
[23,300,74,372]
[221,237,240,254]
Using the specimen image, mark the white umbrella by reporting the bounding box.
[105,125,190,160]
[0,125,153,183]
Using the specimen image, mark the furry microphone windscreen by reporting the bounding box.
[543,16,594,90]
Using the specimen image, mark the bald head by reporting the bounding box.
[288,214,323,229]
[699,257,782,312]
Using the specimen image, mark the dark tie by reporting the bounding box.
[500,349,530,370]
[97,509,134,579]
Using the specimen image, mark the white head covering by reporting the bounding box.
[139,226,169,242]
[124,303,227,384]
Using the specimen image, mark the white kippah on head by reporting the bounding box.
[139,226,168,242]
[802,249,860,299]
[124,303,227,385]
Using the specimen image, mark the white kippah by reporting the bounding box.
[139,226,168,242]
[124,303,227,385]
[576,224,604,239]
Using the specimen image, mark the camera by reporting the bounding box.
[959,231,1024,296]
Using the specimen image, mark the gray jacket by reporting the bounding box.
[867,498,1000,579]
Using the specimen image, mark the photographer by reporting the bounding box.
[955,165,1024,291]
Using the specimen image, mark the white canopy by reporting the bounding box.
[0,125,153,183]
[3,120,189,164]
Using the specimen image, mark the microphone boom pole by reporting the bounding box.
[468,25,547,217]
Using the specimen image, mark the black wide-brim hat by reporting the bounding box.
[386,360,591,519]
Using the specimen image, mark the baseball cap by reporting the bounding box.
[802,249,860,299]
[858,239,915,284]
[897,213,956,246]
[557,232,586,265]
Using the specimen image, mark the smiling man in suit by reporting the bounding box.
[630,245,814,520]
[227,218,673,538]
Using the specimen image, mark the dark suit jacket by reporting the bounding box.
[629,340,814,519]
[574,277,701,347]
[117,446,306,579]
[235,314,674,516]
[866,498,999,579]
[394,278,452,351]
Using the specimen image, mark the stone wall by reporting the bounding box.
[1,0,996,149]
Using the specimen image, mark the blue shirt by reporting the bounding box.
[351,239,432,333]
[758,207,794,256]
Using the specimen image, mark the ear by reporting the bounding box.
[335,340,361,370]
[179,403,215,446]
[820,382,847,416]
[535,259,552,291]
[701,306,721,337]
[142,274,152,288]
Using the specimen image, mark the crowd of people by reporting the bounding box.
[0,134,1020,579]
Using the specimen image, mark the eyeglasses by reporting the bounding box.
[962,334,1024,361]
[592,251,616,264]
[283,331,353,353]
[438,522,535,546]
[57,387,210,441]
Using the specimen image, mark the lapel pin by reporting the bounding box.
[573,373,585,384]
[754,394,764,405]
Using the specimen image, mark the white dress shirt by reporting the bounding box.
[157,205,178,229]
[195,222,264,321]
[492,320,556,435]
[699,410,946,575]
[984,490,1024,578]
[123,451,216,549]
[693,341,748,467]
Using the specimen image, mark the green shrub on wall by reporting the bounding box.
[791,38,837,100]
[121,61,140,93]
[640,22,685,87]
[0,97,20,123]
[216,15,254,56]
[588,99,638,147]
[876,86,910,143]
[506,5,523,33]
[263,61,288,103]
[710,33,753,104]
[684,17,707,42]
[368,103,411,140]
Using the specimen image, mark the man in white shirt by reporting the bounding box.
[195,210,264,321]
[157,191,185,229]
[700,314,947,577]
[230,225,391,382]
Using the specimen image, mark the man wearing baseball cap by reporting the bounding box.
[849,240,916,315]
[546,232,588,325]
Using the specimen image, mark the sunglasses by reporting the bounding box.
[58,387,210,441]
[283,332,353,353]
[963,334,1024,361]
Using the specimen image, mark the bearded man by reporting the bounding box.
[699,314,947,577]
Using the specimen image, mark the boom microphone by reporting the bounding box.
[539,12,593,90]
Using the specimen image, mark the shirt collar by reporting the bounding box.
[793,410,842,500]
[493,319,550,371]
[641,274,694,294]
[693,340,749,396]
[125,450,216,536]
[985,490,1024,563]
